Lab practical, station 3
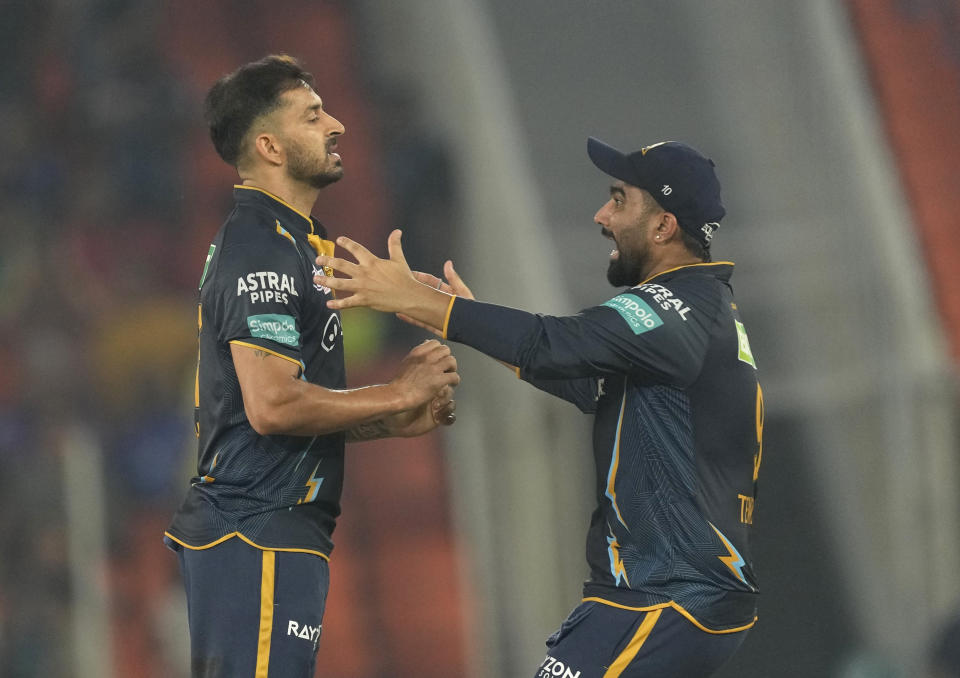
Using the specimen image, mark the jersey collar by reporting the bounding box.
[233,185,321,235]
[637,261,735,287]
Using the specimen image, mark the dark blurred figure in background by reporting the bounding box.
[929,610,960,678]
[375,82,457,277]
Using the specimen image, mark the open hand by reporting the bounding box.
[314,230,426,313]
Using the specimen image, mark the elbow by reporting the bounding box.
[244,391,286,436]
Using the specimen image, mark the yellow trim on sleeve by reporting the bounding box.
[637,261,735,287]
[162,531,331,561]
[602,608,662,678]
[255,550,276,678]
[441,295,458,340]
[581,597,757,635]
[235,184,314,232]
[229,340,303,369]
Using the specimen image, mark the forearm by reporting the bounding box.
[253,379,409,437]
[444,298,635,379]
[344,418,393,443]
[443,297,546,368]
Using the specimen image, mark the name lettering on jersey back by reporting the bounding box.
[738,493,755,525]
[237,271,299,304]
[635,283,691,320]
[539,655,582,678]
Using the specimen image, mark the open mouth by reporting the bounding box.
[601,227,619,259]
[327,140,341,162]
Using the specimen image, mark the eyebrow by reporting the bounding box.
[305,102,323,115]
[609,185,626,198]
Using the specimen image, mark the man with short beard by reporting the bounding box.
[314,138,763,677]
[164,55,460,677]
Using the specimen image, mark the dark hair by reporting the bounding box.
[205,55,315,166]
[679,228,712,262]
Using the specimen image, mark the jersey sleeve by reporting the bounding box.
[213,233,307,369]
[446,280,719,387]
[520,375,600,413]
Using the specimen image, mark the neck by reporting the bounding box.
[636,251,703,285]
[240,174,320,219]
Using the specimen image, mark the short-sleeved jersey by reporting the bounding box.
[166,186,345,558]
[445,262,761,631]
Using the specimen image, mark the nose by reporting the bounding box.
[325,112,345,137]
[594,201,609,226]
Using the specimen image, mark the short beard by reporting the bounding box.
[606,251,645,287]
[286,138,343,189]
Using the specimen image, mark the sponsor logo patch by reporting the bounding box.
[287,620,322,645]
[602,294,663,334]
[635,283,691,320]
[735,320,756,368]
[237,271,299,305]
[247,314,299,346]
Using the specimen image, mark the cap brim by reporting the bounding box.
[587,137,638,186]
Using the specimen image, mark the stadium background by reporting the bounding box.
[1,0,959,676]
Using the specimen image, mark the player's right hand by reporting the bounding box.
[390,339,460,408]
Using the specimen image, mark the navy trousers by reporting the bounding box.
[171,536,329,678]
[535,600,750,678]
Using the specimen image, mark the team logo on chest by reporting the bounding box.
[321,314,342,352]
[312,264,332,295]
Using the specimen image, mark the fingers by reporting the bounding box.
[387,229,409,267]
[411,271,454,294]
[314,255,362,277]
[334,236,375,264]
[432,397,457,426]
[408,338,443,356]
[443,260,475,299]
[438,354,458,375]
[396,313,443,338]
[411,271,441,287]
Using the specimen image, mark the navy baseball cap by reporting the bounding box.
[587,137,726,248]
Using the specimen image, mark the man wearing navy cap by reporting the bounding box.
[316,138,762,677]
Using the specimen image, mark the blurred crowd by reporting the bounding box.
[1,2,196,674]
[0,1,458,676]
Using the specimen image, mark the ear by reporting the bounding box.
[252,133,284,167]
[654,212,682,243]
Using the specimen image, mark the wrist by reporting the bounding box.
[380,381,418,413]
[404,286,454,330]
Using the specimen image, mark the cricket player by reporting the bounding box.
[165,55,459,677]
[313,138,762,677]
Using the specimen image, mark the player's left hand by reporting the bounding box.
[384,385,457,437]
[315,230,432,314]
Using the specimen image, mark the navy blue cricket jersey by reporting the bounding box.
[445,262,761,631]
[166,186,345,559]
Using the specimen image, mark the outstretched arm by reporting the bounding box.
[317,231,710,388]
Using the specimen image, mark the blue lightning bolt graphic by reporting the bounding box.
[709,523,748,585]
[606,533,631,587]
[298,461,324,504]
